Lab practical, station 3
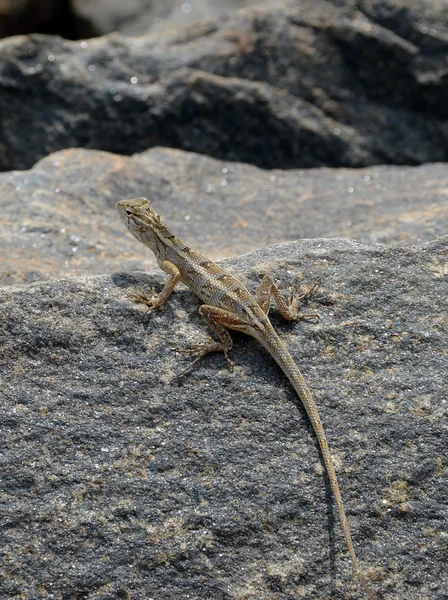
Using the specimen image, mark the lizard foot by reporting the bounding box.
[175,342,235,377]
[127,286,161,311]
[289,279,320,323]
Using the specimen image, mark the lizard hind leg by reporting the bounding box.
[177,305,242,377]
[256,273,319,322]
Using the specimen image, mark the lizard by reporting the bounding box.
[116,197,379,600]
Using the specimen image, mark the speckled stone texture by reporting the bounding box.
[1,238,446,599]
[1,147,447,286]
[0,1,447,598]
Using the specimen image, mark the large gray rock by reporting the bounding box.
[1,146,447,286]
[0,238,446,599]
[1,0,447,171]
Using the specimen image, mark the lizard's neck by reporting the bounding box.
[151,227,190,264]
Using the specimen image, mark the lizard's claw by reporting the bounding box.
[128,286,161,310]
[175,342,235,377]
[291,279,319,303]
[289,279,320,323]
[223,352,235,371]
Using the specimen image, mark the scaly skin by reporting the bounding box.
[116,197,379,600]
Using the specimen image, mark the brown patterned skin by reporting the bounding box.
[116,197,379,600]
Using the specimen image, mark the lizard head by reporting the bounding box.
[116,197,160,229]
[116,197,170,249]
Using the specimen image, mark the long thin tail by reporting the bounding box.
[258,328,378,600]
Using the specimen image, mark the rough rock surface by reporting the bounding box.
[1,238,446,599]
[0,2,447,599]
[1,0,448,171]
[2,146,447,286]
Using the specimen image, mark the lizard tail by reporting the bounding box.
[257,328,379,600]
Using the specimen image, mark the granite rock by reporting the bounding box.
[1,146,447,286]
[0,238,446,599]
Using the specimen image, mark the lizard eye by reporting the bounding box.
[125,209,133,216]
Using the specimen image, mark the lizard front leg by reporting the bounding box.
[178,306,248,376]
[256,274,319,322]
[128,261,180,310]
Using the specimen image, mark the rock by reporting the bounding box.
[0,0,286,40]
[72,0,178,38]
[1,0,448,171]
[71,0,288,38]
[0,237,446,599]
[1,146,447,286]
[72,0,210,38]
[0,0,97,40]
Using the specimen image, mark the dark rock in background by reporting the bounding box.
[1,239,446,599]
[1,0,448,171]
[0,0,280,40]
[73,0,177,38]
[73,0,272,38]
[1,146,447,286]
[0,0,97,40]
